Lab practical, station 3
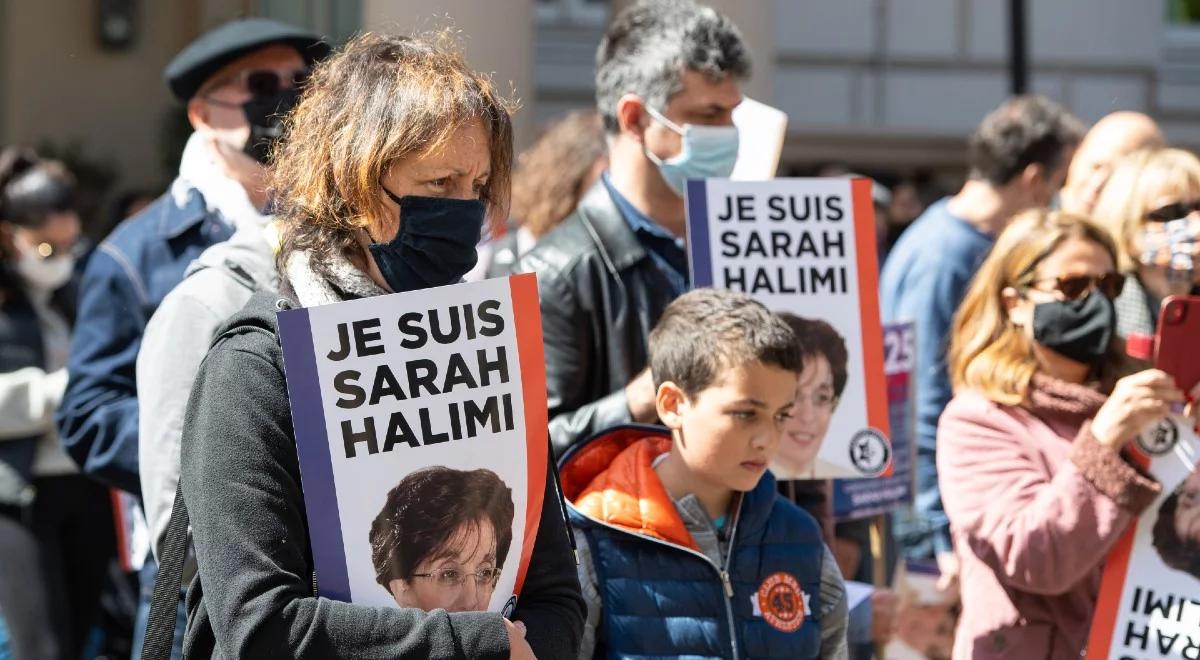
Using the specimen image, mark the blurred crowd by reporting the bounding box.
[2,1,1199,660]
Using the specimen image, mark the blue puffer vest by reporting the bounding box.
[561,425,825,660]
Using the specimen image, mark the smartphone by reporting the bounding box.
[1155,295,1200,394]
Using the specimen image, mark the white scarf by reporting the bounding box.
[172,132,271,233]
[284,249,386,308]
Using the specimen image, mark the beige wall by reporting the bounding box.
[361,0,537,150]
[0,1,202,192]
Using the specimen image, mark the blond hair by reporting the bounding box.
[949,209,1124,405]
[1091,147,1200,271]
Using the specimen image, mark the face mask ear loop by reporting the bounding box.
[643,104,685,135]
[641,104,686,169]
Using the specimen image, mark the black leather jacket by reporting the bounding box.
[515,180,679,457]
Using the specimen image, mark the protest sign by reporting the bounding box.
[686,177,890,479]
[833,322,916,519]
[730,97,788,181]
[1086,420,1200,659]
[276,274,548,615]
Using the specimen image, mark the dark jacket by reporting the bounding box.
[180,290,585,659]
[561,427,826,659]
[514,181,678,457]
[0,277,75,505]
[56,187,233,494]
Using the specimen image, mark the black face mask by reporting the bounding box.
[1032,290,1116,365]
[241,88,299,164]
[367,188,485,293]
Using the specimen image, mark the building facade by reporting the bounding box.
[2,0,1199,229]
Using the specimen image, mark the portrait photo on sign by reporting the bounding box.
[370,466,515,612]
[776,314,850,480]
[1152,465,1200,581]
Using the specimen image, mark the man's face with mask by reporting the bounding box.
[641,70,743,197]
[189,44,307,165]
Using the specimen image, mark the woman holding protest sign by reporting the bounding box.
[175,32,583,660]
[937,209,1200,659]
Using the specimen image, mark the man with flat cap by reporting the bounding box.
[53,17,328,659]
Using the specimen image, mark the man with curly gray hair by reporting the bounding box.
[518,0,750,457]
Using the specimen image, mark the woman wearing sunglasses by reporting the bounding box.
[176,32,583,660]
[0,147,115,660]
[1092,147,1200,339]
[936,209,1200,659]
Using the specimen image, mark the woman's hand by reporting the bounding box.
[1091,369,1184,451]
[506,619,536,660]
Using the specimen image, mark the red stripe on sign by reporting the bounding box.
[110,489,131,573]
[851,179,893,477]
[1085,524,1138,658]
[1085,448,1147,657]
[509,273,548,594]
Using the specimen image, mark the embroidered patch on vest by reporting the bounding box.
[756,571,807,632]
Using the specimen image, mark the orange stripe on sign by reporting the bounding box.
[110,489,131,573]
[851,178,893,477]
[1085,524,1138,658]
[509,273,548,594]
[1085,449,1149,657]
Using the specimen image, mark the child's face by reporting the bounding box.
[665,361,798,493]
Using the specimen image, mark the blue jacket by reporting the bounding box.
[879,198,994,558]
[561,427,825,659]
[55,186,232,494]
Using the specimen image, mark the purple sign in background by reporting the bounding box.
[832,322,916,520]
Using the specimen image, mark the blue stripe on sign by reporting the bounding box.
[686,178,713,287]
[277,306,352,602]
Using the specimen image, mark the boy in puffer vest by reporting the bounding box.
[559,288,849,659]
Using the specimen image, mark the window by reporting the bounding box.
[536,0,608,27]
[257,0,361,44]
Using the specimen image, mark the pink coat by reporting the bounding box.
[937,375,1161,659]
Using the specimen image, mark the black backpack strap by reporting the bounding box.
[141,481,190,660]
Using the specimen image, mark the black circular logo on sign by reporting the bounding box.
[502,595,519,618]
[849,429,890,476]
[1137,419,1179,456]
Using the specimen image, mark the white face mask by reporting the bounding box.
[14,237,74,291]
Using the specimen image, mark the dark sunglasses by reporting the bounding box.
[211,68,310,99]
[1024,272,1126,301]
[247,68,310,97]
[1146,200,1200,223]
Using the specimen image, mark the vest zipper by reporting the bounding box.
[571,500,744,660]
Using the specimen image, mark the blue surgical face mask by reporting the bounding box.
[367,186,485,293]
[643,105,740,197]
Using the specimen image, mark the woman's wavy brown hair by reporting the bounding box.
[510,110,606,238]
[271,31,515,280]
[949,209,1130,405]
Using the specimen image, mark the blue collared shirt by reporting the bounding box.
[601,173,689,297]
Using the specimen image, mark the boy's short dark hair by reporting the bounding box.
[595,0,750,134]
[967,94,1084,186]
[779,313,849,398]
[649,288,802,397]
